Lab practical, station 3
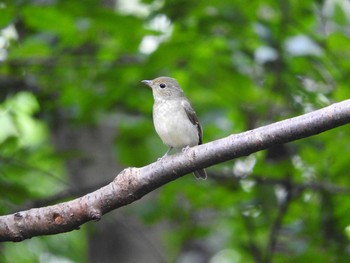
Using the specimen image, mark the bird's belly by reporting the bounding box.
[153,101,199,148]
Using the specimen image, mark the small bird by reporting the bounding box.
[141,76,207,180]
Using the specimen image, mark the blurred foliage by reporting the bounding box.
[1,0,350,262]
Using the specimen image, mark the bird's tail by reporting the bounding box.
[193,169,207,180]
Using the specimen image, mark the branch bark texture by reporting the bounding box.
[1,100,350,242]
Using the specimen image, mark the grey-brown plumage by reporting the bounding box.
[141,76,207,180]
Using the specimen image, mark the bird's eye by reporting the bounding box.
[159,83,166,88]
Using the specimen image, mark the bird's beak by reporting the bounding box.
[141,80,152,87]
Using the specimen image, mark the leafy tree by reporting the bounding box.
[1,0,350,262]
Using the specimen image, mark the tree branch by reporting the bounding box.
[1,100,350,242]
[265,180,293,263]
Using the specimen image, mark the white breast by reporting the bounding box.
[153,99,199,148]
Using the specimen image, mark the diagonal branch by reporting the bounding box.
[1,99,350,242]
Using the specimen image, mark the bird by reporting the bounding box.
[141,76,207,180]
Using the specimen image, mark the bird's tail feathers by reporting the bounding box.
[193,169,207,180]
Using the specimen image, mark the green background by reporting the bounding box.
[1,0,350,262]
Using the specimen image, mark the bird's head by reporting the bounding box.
[141,76,184,100]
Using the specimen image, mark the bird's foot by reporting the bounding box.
[182,145,190,153]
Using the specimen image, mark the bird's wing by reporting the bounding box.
[182,99,203,145]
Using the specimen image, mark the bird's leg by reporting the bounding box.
[164,147,173,156]
[181,145,190,153]
[158,147,173,161]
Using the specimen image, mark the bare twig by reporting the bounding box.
[264,180,293,263]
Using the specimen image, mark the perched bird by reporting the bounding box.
[141,76,207,180]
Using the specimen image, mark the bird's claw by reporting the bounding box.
[182,145,190,153]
